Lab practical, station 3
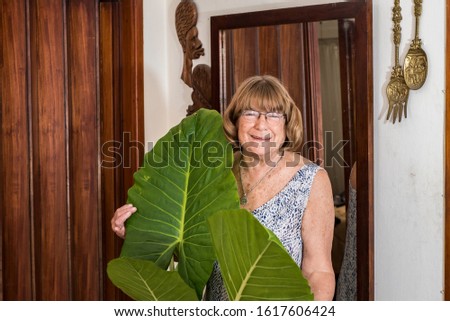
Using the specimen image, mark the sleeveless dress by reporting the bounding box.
[204,162,321,300]
[335,183,357,300]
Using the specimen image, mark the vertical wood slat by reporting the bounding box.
[258,26,279,77]
[279,23,307,142]
[231,27,258,88]
[99,0,144,299]
[120,0,145,194]
[354,2,374,301]
[67,0,101,300]
[223,30,233,111]
[99,1,127,300]
[100,2,118,300]
[29,0,70,299]
[0,0,33,300]
[301,23,323,164]
[117,0,145,297]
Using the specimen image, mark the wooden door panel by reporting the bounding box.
[1,0,34,300]
[99,2,125,300]
[258,26,280,77]
[67,0,101,300]
[29,0,71,300]
[231,28,259,89]
[0,0,144,300]
[279,23,305,107]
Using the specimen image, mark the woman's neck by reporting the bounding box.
[239,150,283,171]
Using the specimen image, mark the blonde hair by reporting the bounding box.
[223,75,303,152]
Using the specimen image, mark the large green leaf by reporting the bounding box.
[119,109,240,298]
[207,209,314,301]
[107,257,197,301]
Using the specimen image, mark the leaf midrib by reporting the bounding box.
[128,261,158,300]
[178,130,195,261]
[234,242,271,301]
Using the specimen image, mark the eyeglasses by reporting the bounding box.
[240,110,285,124]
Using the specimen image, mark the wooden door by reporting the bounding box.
[0,0,143,300]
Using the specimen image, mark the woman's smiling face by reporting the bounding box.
[237,103,286,158]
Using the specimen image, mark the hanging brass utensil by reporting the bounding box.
[403,0,427,90]
[386,0,409,123]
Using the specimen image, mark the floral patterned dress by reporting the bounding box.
[204,163,320,300]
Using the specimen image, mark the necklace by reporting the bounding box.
[239,154,283,205]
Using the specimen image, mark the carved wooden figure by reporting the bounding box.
[187,64,212,115]
[175,0,204,88]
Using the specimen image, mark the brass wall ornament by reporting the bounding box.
[386,0,428,123]
[403,0,427,90]
[386,0,409,123]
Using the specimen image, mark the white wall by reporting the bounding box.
[143,0,446,300]
[373,0,445,300]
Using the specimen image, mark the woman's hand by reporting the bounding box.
[111,204,137,239]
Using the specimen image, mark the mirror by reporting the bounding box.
[210,1,373,300]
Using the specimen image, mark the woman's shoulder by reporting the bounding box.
[284,154,333,196]
[283,152,320,173]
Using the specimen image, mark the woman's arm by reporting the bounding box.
[301,169,336,300]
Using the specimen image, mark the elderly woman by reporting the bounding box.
[112,75,335,301]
